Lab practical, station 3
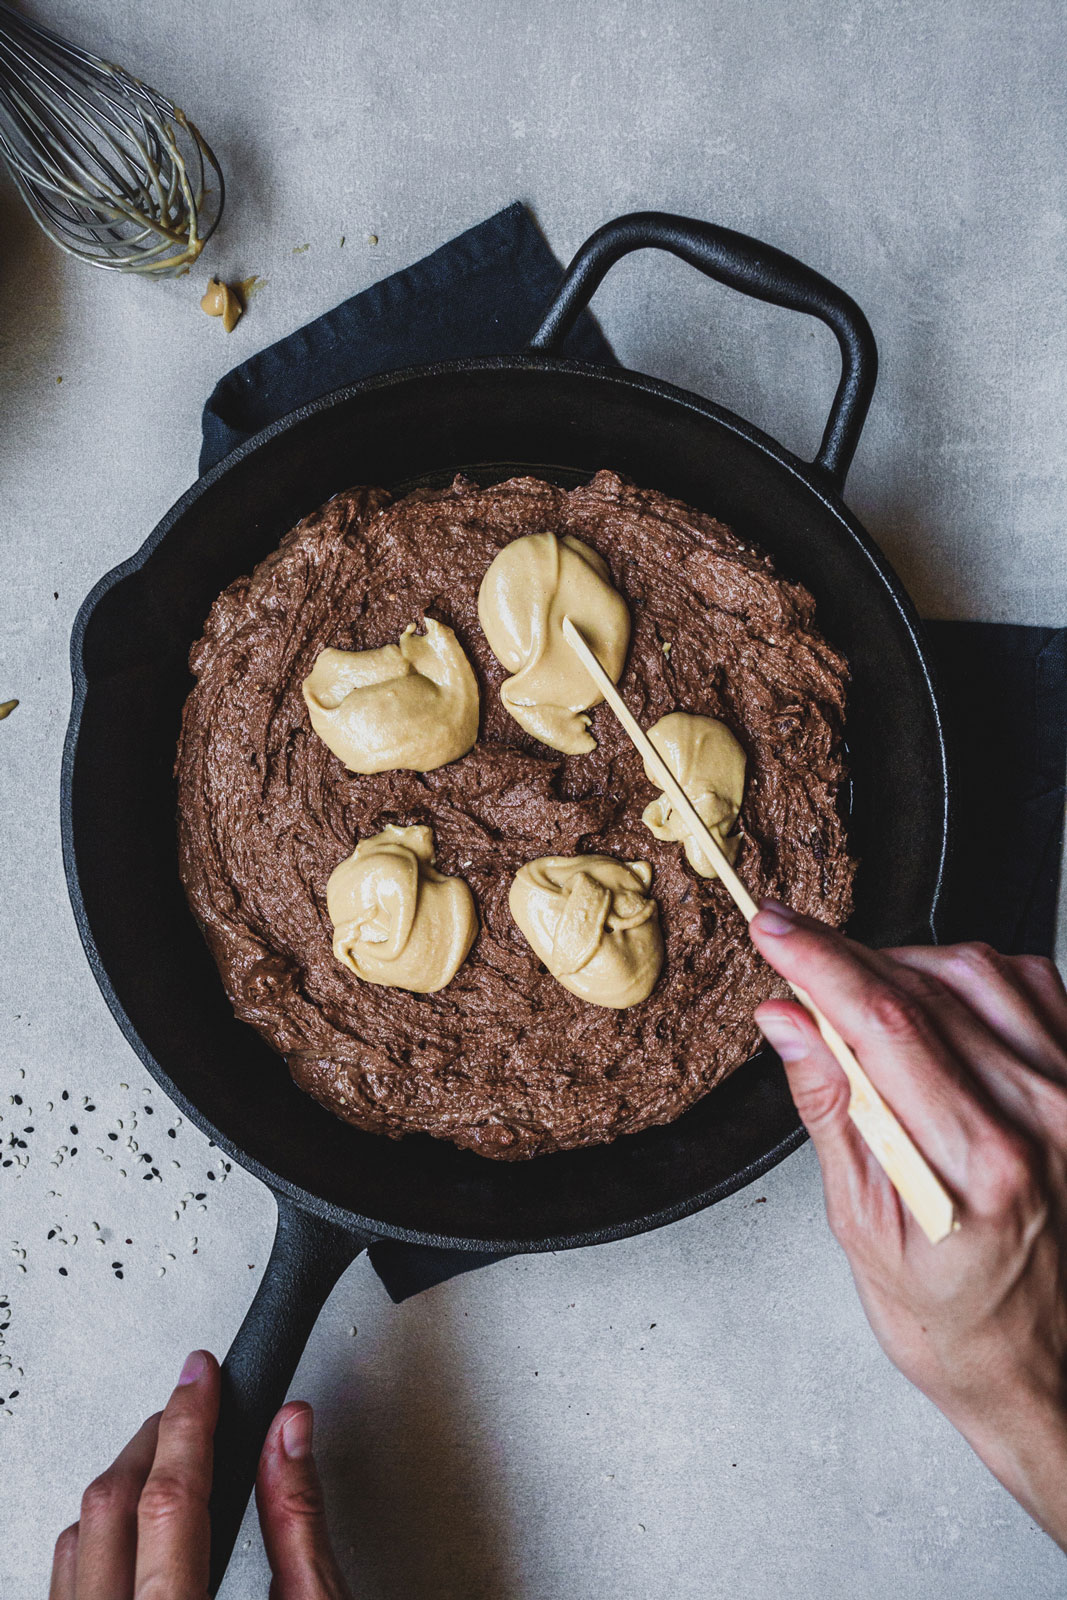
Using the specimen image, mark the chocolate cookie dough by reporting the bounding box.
[176,470,854,1159]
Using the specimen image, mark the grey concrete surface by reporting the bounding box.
[1,1,1065,1596]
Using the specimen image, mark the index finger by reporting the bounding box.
[134,1350,220,1600]
[749,904,1008,1200]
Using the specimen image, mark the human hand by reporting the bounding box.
[49,1349,351,1599]
[751,903,1067,1548]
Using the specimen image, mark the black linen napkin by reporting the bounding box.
[201,202,612,473]
[201,203,1066,1301]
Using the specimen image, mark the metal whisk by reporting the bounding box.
[0,3,223,274]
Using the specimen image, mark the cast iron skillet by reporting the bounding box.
[61,213,949,1591]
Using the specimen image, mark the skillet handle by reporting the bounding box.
[207,1192,371,1595]
[529,211,878,490]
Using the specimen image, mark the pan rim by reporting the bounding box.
[60,352,950,1250]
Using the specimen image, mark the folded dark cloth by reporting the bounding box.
[926,621,1065,955]
[201,202,1066,1301]
[201,202,612,473]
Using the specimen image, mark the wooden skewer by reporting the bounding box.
[562,616,959,1246]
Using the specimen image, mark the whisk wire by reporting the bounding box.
[0,1,223,272]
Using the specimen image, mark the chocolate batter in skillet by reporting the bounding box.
[176,470,854,1158]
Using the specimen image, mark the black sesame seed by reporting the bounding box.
[8,1390,18,1398]
[144,1105,153,1114]
[207,1172,215,1181]
[70,1148,77,1156]
[24,1126,34,1133]
[85,1104,96,1112]
[115,1270,124,1279]
[58,1266,68,1276]
[195,1192,206,1200]
[142,1172,152,1180]
[47,1229,56,1240]
[12,1095,21,1105]
[167,1129,177,1139]
[61,1090,69,1100]
[1,1161,11,1168]
[69,1125,78,1134]
[151,1168,159,1177]
[108,1132,118,1141]
[112,1261,122,1268]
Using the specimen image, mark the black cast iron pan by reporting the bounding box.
[60,213,949,1591]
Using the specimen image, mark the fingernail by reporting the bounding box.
[758,1015,808,1062]
[178,1350,207,1386]
[754,900,798,937]
[282,1407,313,1460]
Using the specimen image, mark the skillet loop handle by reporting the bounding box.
[529,211,878,491]
[207,1193,371,1595]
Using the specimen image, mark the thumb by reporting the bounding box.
[255,1403,351,1600]
[755,999,874,1240]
